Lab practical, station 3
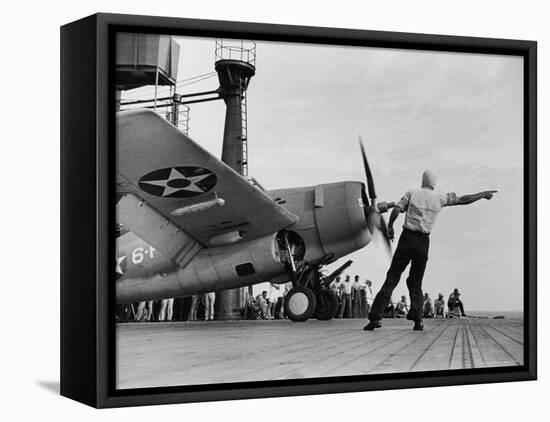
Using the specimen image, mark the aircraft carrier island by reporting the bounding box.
[116,317,524,389]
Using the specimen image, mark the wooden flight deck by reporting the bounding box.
[116,317,524,389]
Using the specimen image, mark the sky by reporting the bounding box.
[123,36,524,312]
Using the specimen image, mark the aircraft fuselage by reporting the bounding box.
[116,181,372,303]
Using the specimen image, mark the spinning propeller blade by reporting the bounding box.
[359,136,377,202]
[359,136,392,257]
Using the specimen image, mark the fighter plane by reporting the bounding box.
[116,109,394,321]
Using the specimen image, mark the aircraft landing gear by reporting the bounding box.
[314,288,339,320]
[277,231,341,322]
[284,285,317,322]
[283,268,339,322]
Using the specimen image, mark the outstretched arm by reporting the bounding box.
[453,190,497,206]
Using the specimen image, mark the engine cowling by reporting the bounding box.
[312,181,372,260]
[268,181,372,265]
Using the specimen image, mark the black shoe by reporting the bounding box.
[413,321,424,331]
[363,320,382,331]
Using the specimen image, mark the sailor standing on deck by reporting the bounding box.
[204,292,216,321]
[364,170,496,331]
[352,275,363,318]
[339,275,353,318]
[330,276,342,317]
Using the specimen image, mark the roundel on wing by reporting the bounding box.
[138,166,217,198]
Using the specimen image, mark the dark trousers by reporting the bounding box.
[360,293,369,318]
[368,229,429,322]
[339,293,352,318]
[352,293,361,318]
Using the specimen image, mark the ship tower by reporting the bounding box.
[214,40,256,319]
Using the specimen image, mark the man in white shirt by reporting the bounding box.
[362,279,373,317]
[395,295,409,317]
[423,293,434,318]
[329,276,341,295]
[364,170,496,331]
[330,276,342,317]
[434,293,446,317]
[338,275,353,318]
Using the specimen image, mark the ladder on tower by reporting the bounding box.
[241,90,249,177]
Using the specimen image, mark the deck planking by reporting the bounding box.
[116,317,524,389]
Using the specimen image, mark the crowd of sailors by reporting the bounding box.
[116,274,466,322]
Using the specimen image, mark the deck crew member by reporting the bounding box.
[204,292,216,321]
[330,276,342,295]
[423,293,434,318]
[158,298,174,321]
[330,276,342,317]
[434,293,445,317]
[135,301,153,321]
[188,295,200,321]
[338,275,353,318]
[364,170,496,331]
[352,275,363,318]
[256,291,270,319]
[448,288,467,317]
[361,279,372,317]
[395,295,409,317]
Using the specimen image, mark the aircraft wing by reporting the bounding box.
[116,109,298,248]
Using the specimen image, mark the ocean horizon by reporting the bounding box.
[465,310,524,320]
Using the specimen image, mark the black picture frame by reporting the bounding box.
[60,13,537,408]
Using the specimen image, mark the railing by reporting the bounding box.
[215,39,256,67]
[164,104,190,135]
[177,104,191,135]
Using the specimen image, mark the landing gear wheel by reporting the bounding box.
[314,289,339,320]
[284,285,317,322]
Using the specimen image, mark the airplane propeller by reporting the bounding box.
[359,136,392,257]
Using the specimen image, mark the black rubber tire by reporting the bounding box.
[284,285,317,322]
[314,289,339,320]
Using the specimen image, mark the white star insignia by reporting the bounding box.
[140,168,213,197]
[116,255,127,275]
